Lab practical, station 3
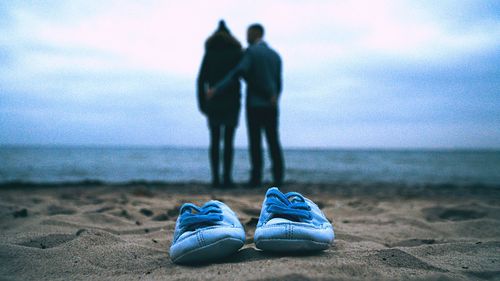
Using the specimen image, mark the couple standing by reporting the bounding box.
[197,20,284,188]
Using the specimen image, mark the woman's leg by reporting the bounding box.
[247,107,263,186]
[223,125,236,187]
[209,124,221,187]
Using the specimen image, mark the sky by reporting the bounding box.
[1,0,499,149]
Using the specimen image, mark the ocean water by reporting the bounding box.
[1,146,499,186]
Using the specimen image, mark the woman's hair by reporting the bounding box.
[216,20,230,34]
[205,20,242,51]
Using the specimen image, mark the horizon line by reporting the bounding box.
[1,143,499,152]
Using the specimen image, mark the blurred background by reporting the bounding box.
[1,0,499,185]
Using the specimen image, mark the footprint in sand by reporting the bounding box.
[388,238,439,248]
[47,205,77,215]
[374,248,444,271]
[17,234,77,249]
[422,207,487,222]
[151,205,182,221]
[466,270,500,280]
[346,200,384,214]
[12,208,28,218]
[94,206,115,213]
[139,208,154,217]
[112,209,133,220]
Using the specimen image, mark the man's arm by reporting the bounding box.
[209,50,252,97]
[270,54,282,107]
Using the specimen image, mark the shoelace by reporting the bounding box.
[265,189,312,221]
[178,202,223,231]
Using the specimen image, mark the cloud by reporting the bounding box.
[5,0,499,74]
[0,0,499,148]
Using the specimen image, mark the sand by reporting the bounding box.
[0,182,499,280]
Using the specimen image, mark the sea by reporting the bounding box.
[1,146,499,186]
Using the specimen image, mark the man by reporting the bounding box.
[207,23,284,187]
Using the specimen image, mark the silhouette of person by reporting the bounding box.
[197,20,243,188]
[207,23,284,187]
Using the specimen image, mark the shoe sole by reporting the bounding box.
[172,237,244,264]
[255,238,330,252]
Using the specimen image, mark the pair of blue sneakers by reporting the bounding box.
[170,187,335,264]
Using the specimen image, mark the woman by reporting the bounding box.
[197,20,243,188]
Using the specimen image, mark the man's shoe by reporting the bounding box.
[254,187,334,251]
[170,201,245,264]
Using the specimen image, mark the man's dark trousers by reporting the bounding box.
[246,106,284,185]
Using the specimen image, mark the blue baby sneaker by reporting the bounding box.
[169,200,245,264]
[254,187,334,251]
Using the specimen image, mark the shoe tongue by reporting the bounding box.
[267,217,292,225]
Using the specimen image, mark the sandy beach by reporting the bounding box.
[0,182,499,280]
